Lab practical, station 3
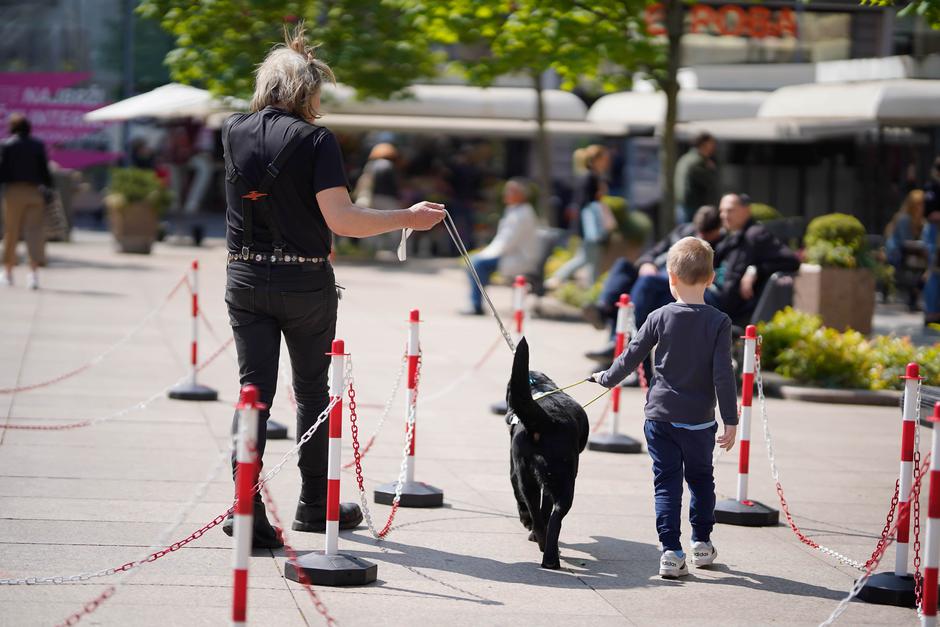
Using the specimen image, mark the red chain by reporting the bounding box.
[2,336,234,431]
[774,480,820,550]
[0,274,190,396]
[865,480,900,571]
[347,355,421,538]
[590,395,611,433]
[52,505,233,626]
[862,458,931,577]
[914,449,924,610]
[55,585,116,627]
[260,482,336,626]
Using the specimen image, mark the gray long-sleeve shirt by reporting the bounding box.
[596,302,738,426]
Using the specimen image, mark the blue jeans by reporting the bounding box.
[468,255,500,312]
[598,258,639,337]
[644,419,717,552]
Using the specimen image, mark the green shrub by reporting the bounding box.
[804,213,866,252]
[915,344,940,388]
[750,203,781,223]
[867,335,918,391]
[554,275,605,309]
[804,241,859,268]
[776,327,871,389]
[543,239,578,278]
[757,307,822,371]
[106,168,172,215]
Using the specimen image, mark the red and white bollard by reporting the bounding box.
[715,325,779,526]
[922,403,940,626]
[588,294,642,454]
[375,310,444,507]
[232,385,260,626]
[286,339,377,586]
[860,362,925,607]
[512,275,527,341]
[169,260,218,401]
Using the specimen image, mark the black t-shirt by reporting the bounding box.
[223,106,348,257]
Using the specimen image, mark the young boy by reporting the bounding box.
[591,236,737,578]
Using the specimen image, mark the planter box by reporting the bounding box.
[108,201,157,254]
[793,263,875,334]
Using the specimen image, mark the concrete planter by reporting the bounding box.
[108,200,158,254]
[793,263,875,334]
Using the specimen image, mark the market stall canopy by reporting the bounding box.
[677,117,879,143]
[757,79,940,125]
[586,89,769,135]
[317,84,596,137]
[84,83,246,122]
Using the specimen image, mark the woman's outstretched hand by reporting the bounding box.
[407,202,446,231]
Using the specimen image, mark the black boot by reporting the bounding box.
[222,499,284,549]
[292,500,363,532]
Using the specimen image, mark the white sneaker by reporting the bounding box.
[0,271,11,287]
[26,271,38,290]
[659,550,689,578]
[690,541,717,567]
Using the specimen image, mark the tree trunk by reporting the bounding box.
[658,0,683,238]
[533,71,554,224]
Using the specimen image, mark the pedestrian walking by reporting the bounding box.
[219,23,445,547]
[0,113,52,290]
[675,132,719,225]
[546,145,613,288]
[924,157,940,327]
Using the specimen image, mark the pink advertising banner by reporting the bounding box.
[0,72,121,169]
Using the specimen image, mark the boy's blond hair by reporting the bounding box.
[667,236,714,285]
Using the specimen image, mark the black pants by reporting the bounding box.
[225,260,337,505]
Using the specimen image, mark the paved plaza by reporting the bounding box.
[0,232,925,626]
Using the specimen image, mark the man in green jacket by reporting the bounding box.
[675,132,719,224]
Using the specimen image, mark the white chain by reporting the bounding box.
[345,356,416,540]
[254,397,338,493]
[755,341,865,571]
[0,445,231,586]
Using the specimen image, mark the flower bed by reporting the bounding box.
[757,307,940,391]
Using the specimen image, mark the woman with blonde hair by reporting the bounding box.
[546,144,613,288]
[884,189,926,310]
[220,23,444,547]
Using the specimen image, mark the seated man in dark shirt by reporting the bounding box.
[711,193,801,324]
[585,205,723,361]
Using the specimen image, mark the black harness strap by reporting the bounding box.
[223,118,317,259]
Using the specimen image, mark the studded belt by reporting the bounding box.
[227,249,328,265]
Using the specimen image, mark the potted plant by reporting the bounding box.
[104,168,171,254]
[793,213,877,333]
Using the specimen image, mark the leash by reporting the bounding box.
[441,210,516,354]
[582,387,611,409]
[532,379,591,401]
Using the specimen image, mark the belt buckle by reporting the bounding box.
[240,246,249,260]
[274,247,284,263]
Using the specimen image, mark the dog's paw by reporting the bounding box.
[528,530,537,543]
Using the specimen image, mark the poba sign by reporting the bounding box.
[645,3,798,39]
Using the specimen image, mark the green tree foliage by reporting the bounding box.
[414,1,660,217]
[137,0,441,100]
[866,0,940,28]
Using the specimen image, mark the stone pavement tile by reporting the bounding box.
[0,477,234,503]
[0,422,217,450]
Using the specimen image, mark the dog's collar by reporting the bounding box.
[509,414,520,426]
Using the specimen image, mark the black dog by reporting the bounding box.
[506,338,589,569]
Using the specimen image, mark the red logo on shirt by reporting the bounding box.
[241,190,268,201]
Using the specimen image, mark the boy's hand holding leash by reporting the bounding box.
[717,425,736,451]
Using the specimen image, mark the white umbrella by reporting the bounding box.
[84,83,246,122]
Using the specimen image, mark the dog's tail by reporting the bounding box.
[509,337,551,433]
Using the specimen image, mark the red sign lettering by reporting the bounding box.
[644,3,799,39]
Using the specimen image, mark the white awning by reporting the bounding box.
[85,84,246,122]
[317,113,601,138]
[321,84,587,121]
[677,117,878,143]
[586,89,769,135]
[757,79,940,125]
